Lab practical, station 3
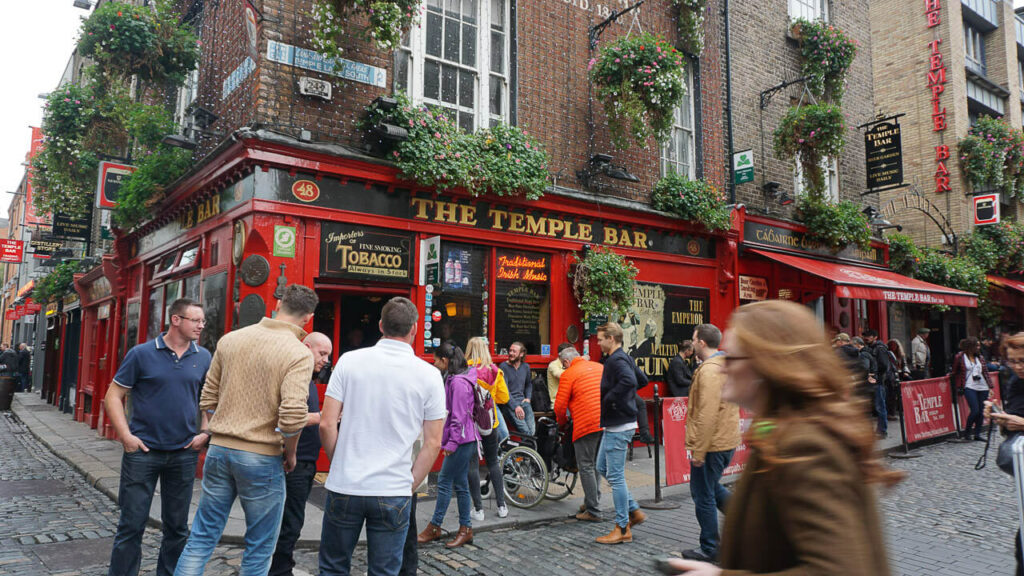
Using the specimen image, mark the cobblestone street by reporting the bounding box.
[1,407,1019,575]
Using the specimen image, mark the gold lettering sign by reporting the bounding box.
[179,195,222,229]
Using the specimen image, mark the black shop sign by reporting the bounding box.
[320,222,414,283]
[864,120,903,191]
[53,211,93,241]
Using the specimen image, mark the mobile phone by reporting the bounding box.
[990,403,1004,415]
[653,558,679,575]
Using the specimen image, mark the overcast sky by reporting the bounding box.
[2,2,1024,220]
[0,2,83,220]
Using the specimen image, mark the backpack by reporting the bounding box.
[472,379,495,436]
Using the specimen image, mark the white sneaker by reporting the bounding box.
[497,505,509,518]
[471,508,485,522]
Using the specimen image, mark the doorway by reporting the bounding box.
[313,292,402,362]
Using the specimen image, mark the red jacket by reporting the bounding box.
[553,357,604,442]
[949,351,992,391]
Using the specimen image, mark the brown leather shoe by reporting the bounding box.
[417,522,443,544]
[595,524,632,544]
[445,526,474,548]
[575,511,602,522]
[629,509,647,527]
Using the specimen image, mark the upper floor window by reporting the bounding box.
[965,24,985,74]
[173,69,200,129]
[395,0,511,132]
[789,0,827,22]
[794,155,839,203]
[661,67,695,178]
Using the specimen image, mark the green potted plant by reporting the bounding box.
[570,246,639,320]
[672,0,707,55]
[651,174,731,231]
[794,196,872,251]
[958,115,1024,199]
[589,32,686,149]
[772,103,845,197]
[312,0,420,59]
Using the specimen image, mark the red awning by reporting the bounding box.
[750,249,978,308]
[988,275,1024,294]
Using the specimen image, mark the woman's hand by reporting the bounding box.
[666,559,722,576]
[992,413,1024,431]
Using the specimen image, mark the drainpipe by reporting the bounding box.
[724,0,735,204]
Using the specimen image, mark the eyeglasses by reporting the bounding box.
[176,315,207,326]
[1007,358,1024,366]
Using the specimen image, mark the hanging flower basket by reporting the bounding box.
[958,115,1024,199]
[570,246,639,320]
[312,0,420,58]
[672,0,707,55]
[651,174,731,231]
[772,103,845,198]
[589,32,686,149]
[794,196,871,251]
[792,18,857,101]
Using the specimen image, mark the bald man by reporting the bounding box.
[269,332,332,576]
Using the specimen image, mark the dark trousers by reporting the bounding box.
[689,449,734,558]
[469,431,506,509]
[108,448,198,576]
[963,388,989,439]
[398,494,417,576]
[17,372,30,392]
[269,460,317,576]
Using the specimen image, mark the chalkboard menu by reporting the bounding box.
[495,250,550,355]
[320,222,414,283]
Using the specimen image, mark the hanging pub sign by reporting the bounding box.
[53,211,93,241]
[320,222,414,283]
[973,193,1000,225]
[30,237,62,259]
[864,120,904,191]
[0,239,24,263]
[96,161,137,209]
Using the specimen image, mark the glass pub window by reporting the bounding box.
[789,0,827,21]
[432,242,489,352]
[397,0,510,131]
[494,249,550,356]
[661,67,695,178]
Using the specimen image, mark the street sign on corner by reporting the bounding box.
[733,149,754,184]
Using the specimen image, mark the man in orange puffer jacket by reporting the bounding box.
[553,346,604,522]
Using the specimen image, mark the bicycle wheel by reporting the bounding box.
[501,445,548,509]
[544,463,577,501]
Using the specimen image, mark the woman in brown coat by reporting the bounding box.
[670,300,903,576]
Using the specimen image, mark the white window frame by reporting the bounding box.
[794,155,839,202]
[173,68,200,129]
[660,66,695,178]
[789,0,828,22]
[396,0,511,131]
[965,24,985,73]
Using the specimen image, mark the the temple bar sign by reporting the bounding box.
[974,194,999,225]
[865,121,903,190]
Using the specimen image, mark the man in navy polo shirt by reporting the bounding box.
[269,331,332,576]
[105,298,212,576]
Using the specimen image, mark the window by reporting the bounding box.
[965,24,985,74]
[173,69,200,129]
[794,155,839,202]
[200,272,228,354]
[661,67,696,178]
[494,249,550,356]
[431,242,489,352]
[789,0,827,21]
[147,286,162,341]
[396,0,511,131]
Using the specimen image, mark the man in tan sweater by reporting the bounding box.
[682,323,741,563]
[174,285,318,576]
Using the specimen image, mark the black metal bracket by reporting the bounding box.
[759,76,810,110]
[857,113,906,130]
[588,0,645,50]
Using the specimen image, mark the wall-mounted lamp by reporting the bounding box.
[72,0,95,9]
[862,206,902,232]
[576,154,639,188]
[762,181,792,206]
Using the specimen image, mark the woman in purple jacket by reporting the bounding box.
[417,342,481,549]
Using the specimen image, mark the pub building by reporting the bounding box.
[68,132,737,454]
[736,210,978,353]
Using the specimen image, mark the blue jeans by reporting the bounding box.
[18,372,30,392]
[500,402,535,436]
[174,445,286,576]
[596,429,640,529]
[319,492,411,576]
[109,448,198,576]
[269,460,317,576]
[874,384,888,435]
[495,408,510,444]
[690,449,734,557]
[431,441,475,527]
[964,387,989,439]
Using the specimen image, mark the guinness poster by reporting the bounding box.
[320,222,414,283]
[620,283,710,379]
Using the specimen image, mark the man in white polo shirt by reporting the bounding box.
[318,297,446,576]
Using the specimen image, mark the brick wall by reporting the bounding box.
[188,0,726,207]
[729,0,875,216]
